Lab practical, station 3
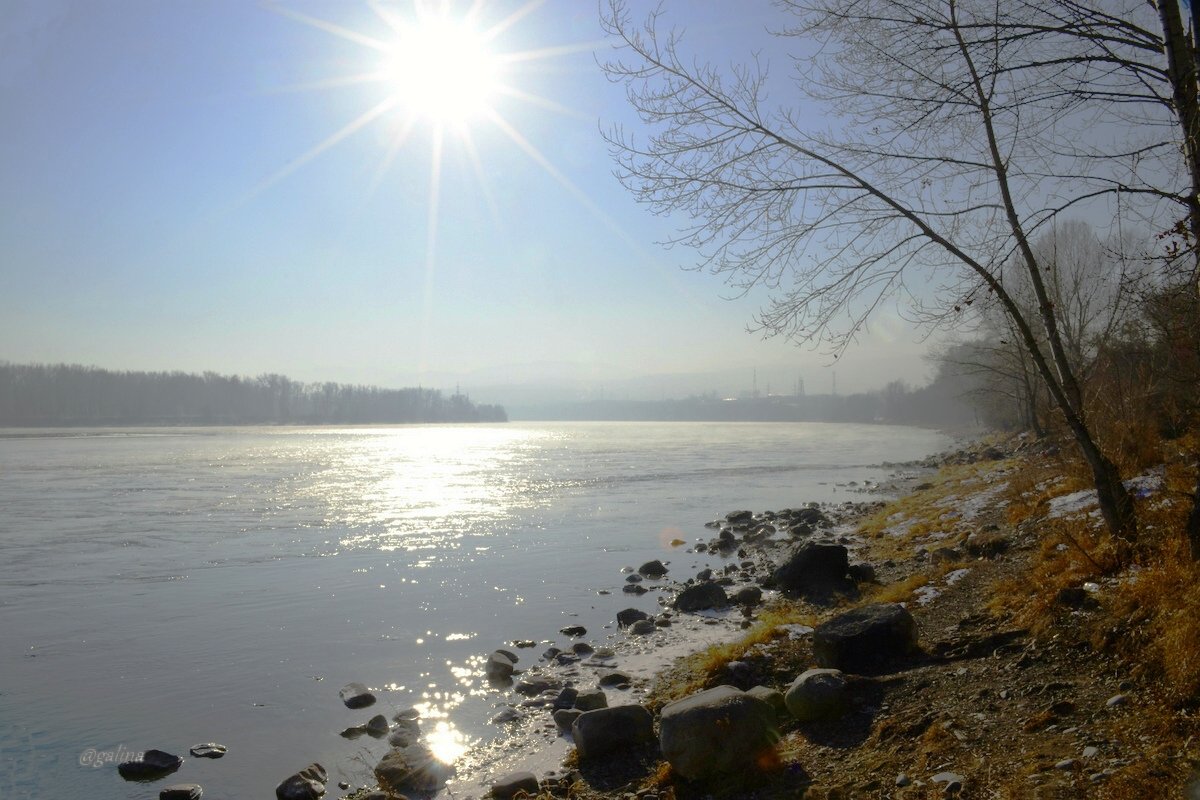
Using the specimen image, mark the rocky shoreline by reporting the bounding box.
[112,449,935,800]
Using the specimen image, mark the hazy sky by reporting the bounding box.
[1,0,936,399]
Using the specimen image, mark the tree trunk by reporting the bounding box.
[1068,416,1139,545]
[1187,473,1200,561]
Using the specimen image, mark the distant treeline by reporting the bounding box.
[0,363,507,426]
[509,372,976,426]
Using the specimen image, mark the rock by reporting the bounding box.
[896,773,912,787]
[731,586,763,606]
[574,688,608,711]
[513,639,537,648]
[374,745,451,795]
[724,660,754,688]
[617,608,650,628]
[275,764,327,800]
[1056,758,1077,770]
[626,573,644,583]
[160,785,203,800]
[189,743,226,759]
[746,685,787,719]
[515,676,561,696]
[491,771,539,799]
[553,708,583,732]
[847,563,876,583]
[659,685,779,781]
[339,682,376,709]
[553,687,579,710]
[623,584,649,595]
[571,705,654,760]
[387,717,421,747]
[118,749,184,781]
[366,714,390,736]
[638,560,668,577]
[931,771,965,794]
[492,708,522,724]
[572,641,594,655]
[726,510,754,525]
[784,668,847,722]
[1055,587,1099,610]
[1106,694,1128,708]
[597,670,633,688]
[559,625,587,637]
[965,531,1009,558]
[812,603,918,673]
[486,650,518,680]
[674,581,728,612]
[629,619,657,635]
[1082,745,1099,759]
[930,546,962,564]
[771,542,852,599]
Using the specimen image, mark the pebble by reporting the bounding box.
[189,743,226,759]
[1105,694,1128,708]
[1055,758,1076,770]
[1082,746,1099,758]
[895,773,911,787]
[159,785,202,800]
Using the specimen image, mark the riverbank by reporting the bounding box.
[384,432,1200,800]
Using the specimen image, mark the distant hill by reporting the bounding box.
[0,362,507,426]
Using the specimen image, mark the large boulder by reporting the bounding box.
[118,750,184,781]
[374,745,450,795]
[617,608,650,628]
[490,771,539,799]
[275,764,327,800]
[658,685,779,781]
[784,668,848,722]
[812,603,918,673]
[571,705,654,760]
[674,581,728,612]
[339,682,376,709]
[770,542,852,599]
[485,650,518,681]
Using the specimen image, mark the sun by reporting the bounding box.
[380,15,502,126]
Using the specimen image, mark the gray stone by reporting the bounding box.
[731,586,763,606]
[1056,759,1077,770]
[553,708,583,732]
[118,750,184,781]
[617,608,650,628]
[1105,694,1128,708]
[659,685,778,781]
[387,717,421,747]
[365,714,389,736]
[188,743,226,759]
[674,581,728,612]
[931,771,965,794]
[374,745,450,795]
[629,619,657,635]
[486,650,518,681]
[339,682,376,709]
[896,773,912,787]
[598,670,633,688]
[275,764,327,800]
[784,668,847,722]
[559,625,587,637]
[771,542,852,599]
[638,560,668,577]
[515,675,561,696]
[571,705,654,760]
[746,685,787,719]
[573,688,608,711]
[160,786,203,800]
[812,603,918,673]
[492,708,522,724]
[491,771,539,799]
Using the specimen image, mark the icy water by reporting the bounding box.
[0,422,948,798]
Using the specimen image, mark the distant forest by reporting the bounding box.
[509,367,978,427]
[0,363,507,426]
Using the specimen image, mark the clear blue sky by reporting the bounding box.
[1,0,934,399]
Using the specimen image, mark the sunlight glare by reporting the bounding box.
[381,15,502,125]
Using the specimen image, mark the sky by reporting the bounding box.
[0,0,939,402]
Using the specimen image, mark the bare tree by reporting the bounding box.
[598,0,1200,543]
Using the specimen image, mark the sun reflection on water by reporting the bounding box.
[298,426,550,552]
